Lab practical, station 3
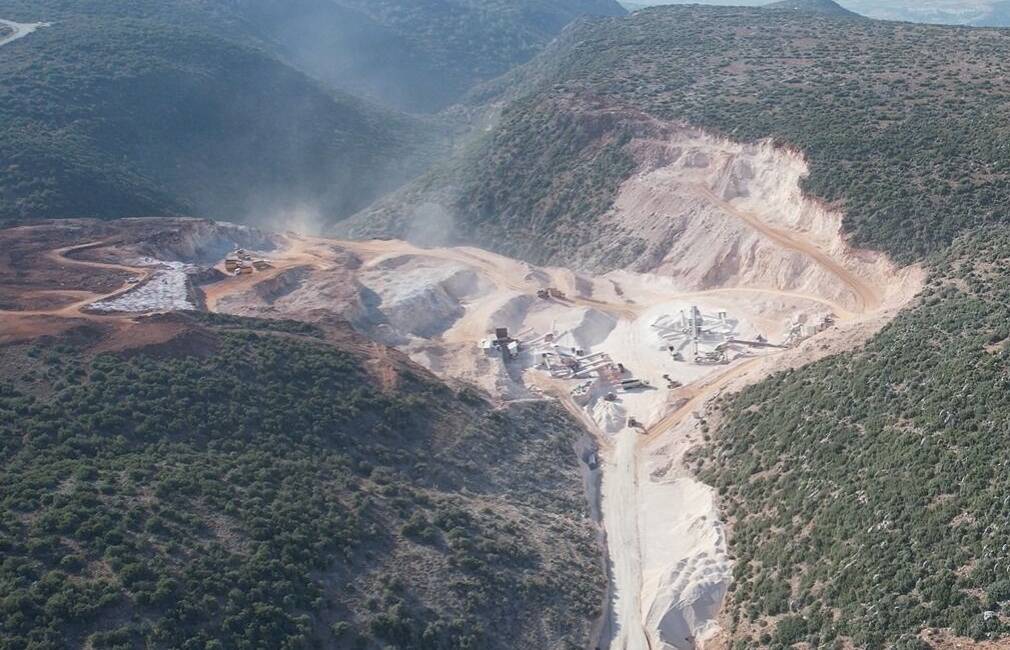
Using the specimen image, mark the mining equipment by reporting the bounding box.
[783,313,837,347]
[684,306,704,337]
[571,380,594,404]
[480,327,520,361]
[225,248,271,275]
[562,356,580,370]
[653,306,739,364]
[536,287,568,300]
[726,337,783,350]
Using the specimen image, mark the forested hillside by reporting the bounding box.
[0,314,602,649]
[0,0,625,114]
[694,229,1010,647]
[354,6,1010,266]
[0,11,435,224]
[254,0,629,112]
[0,0,628,223]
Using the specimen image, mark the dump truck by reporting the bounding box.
[536,287,568,300]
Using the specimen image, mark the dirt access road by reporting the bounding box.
[0,241,153,319]
[635,182,890,448]
[200,236,328,311]
[0,237,163,347]
[695,185,882,312]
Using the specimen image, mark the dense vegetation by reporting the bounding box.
[0,315,603,649]
[360,6,1010,266]
[0,3,438,223]
[693,228,1010,648]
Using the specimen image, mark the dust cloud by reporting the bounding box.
[405,202,456,247]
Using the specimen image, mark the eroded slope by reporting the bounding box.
[353,112,913,316]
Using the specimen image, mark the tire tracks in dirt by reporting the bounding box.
[0,240,153,318]
[696,184,882,313]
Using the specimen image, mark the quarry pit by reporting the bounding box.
[0,130,924,650]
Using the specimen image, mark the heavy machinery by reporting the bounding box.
[536,287,568,300]
[480,327,520,361]
[694,346,728,365]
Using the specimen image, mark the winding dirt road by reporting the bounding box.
[696,185,882,312]
[0,241,153,318]
[638,186,886,448]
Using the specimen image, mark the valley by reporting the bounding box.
[8,1,1010,648]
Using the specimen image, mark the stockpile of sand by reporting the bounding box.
[552,308,618,352]
[593,399,627,434]
[640,449,732,649]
